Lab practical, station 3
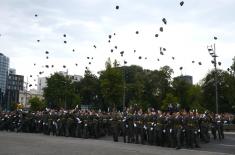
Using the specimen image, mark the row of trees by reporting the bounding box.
[37,57,235,113]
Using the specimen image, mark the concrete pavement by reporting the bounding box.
[0,132,234,155]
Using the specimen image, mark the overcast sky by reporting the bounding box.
[0,0,235,88]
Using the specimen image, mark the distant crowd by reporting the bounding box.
[0,107,233,149]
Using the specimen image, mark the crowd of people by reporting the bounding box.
[0,106,230,149]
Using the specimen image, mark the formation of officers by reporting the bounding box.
[0,107,226,149]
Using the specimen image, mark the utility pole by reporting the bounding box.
[207,38,219,114]
[214,43,219,114]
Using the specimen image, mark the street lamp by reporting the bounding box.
[207,37,219,114]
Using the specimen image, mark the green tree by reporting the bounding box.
[29,97,45,111]
[43,73,78,109]
[226,72,235,112]
[148,66,174,108]
[201,69,235,113]
[69,94,81,109]
[228,57,235,112]
[172,76,192,109]
[99,58,123,111]
[186,85,205,112]
[75,69,100,108]
[129,99,150,112]
[161,93,178,110]
[123,65,145,107]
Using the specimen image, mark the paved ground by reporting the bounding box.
[0,132,234,155]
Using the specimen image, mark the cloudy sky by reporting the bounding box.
[0,0,235,88]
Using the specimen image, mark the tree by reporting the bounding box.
[129,99,150,112]
[99,58,123,111]
[201,69,235,113]
[161,93,178,110]
[75,69,100,108]
[227,57,235,112]
[186,85,205,112]
[123,65,145,107]
[43,73,79,109]
[29,97,45,111]
[225,70,235,112]
[148,66,174,108]
[230,56,235,76]
[172,76,192,109]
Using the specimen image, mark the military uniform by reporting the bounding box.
[199,114,210,143]
[111,113,120,142]
[174,114,182,149]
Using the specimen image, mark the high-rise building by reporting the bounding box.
[0,53,9,94]
[0,53,24,111]
[37,73,82,95]
[9,68,16,74]
[0,53,9,109]
[5,73,24,110]
[174,75,193,85]
[37,77,47,95]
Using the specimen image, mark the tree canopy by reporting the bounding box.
[42,57,235,113]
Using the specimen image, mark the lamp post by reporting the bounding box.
[207,37,219,114]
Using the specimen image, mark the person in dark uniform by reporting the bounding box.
[220,114,225,139]
[127,114,134,143]
[83,114,89,139]
[111,112,120,142]
[75,113,82,138]
[140,114,148,145]
[133,112,141,144]
[161,113,168,147]
[174,112,183,149]
[147,114,155,145]
[92,113,99,138]
[156,111,164,146]
[199,112,210,143]
[216,114,224,141]
[122,115,128,143]
[211,113,217,140]
[186,111,200,148]
[192,111,200,148]
[166,113,174,147]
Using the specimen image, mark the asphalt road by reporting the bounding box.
[0,132,234,155]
